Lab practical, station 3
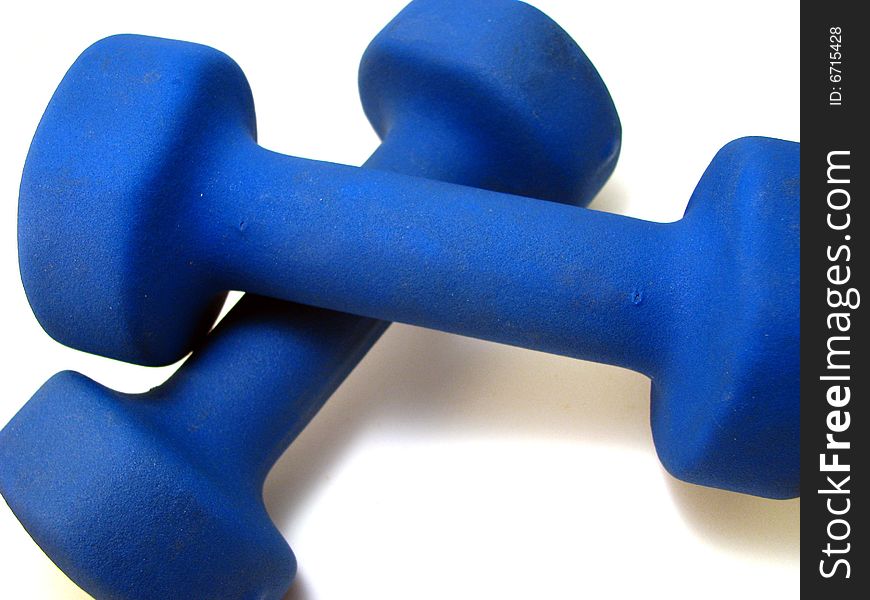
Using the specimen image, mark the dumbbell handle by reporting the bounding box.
[149,297,384,485]
[153,110,571,481]
[198,135,679,379]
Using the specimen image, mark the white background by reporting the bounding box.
[0,1,799,598]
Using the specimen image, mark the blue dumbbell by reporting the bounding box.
[3,1,619,598]
[20,6,618,368]
[15,9,798,498]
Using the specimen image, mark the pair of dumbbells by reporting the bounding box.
[0,0,799,598]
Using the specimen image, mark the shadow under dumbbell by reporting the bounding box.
[666,479,800,558]
[262,323,798,565]
[282,573,312,600]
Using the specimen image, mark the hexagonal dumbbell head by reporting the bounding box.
[651,137,799,498]
[360,0,619,203]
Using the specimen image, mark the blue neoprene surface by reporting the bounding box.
[2,1,799,597]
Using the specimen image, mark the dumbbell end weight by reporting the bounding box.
[0,371,293,600]
[360,0,621,203]
[652,136,799,499]
[18,34,252,367]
